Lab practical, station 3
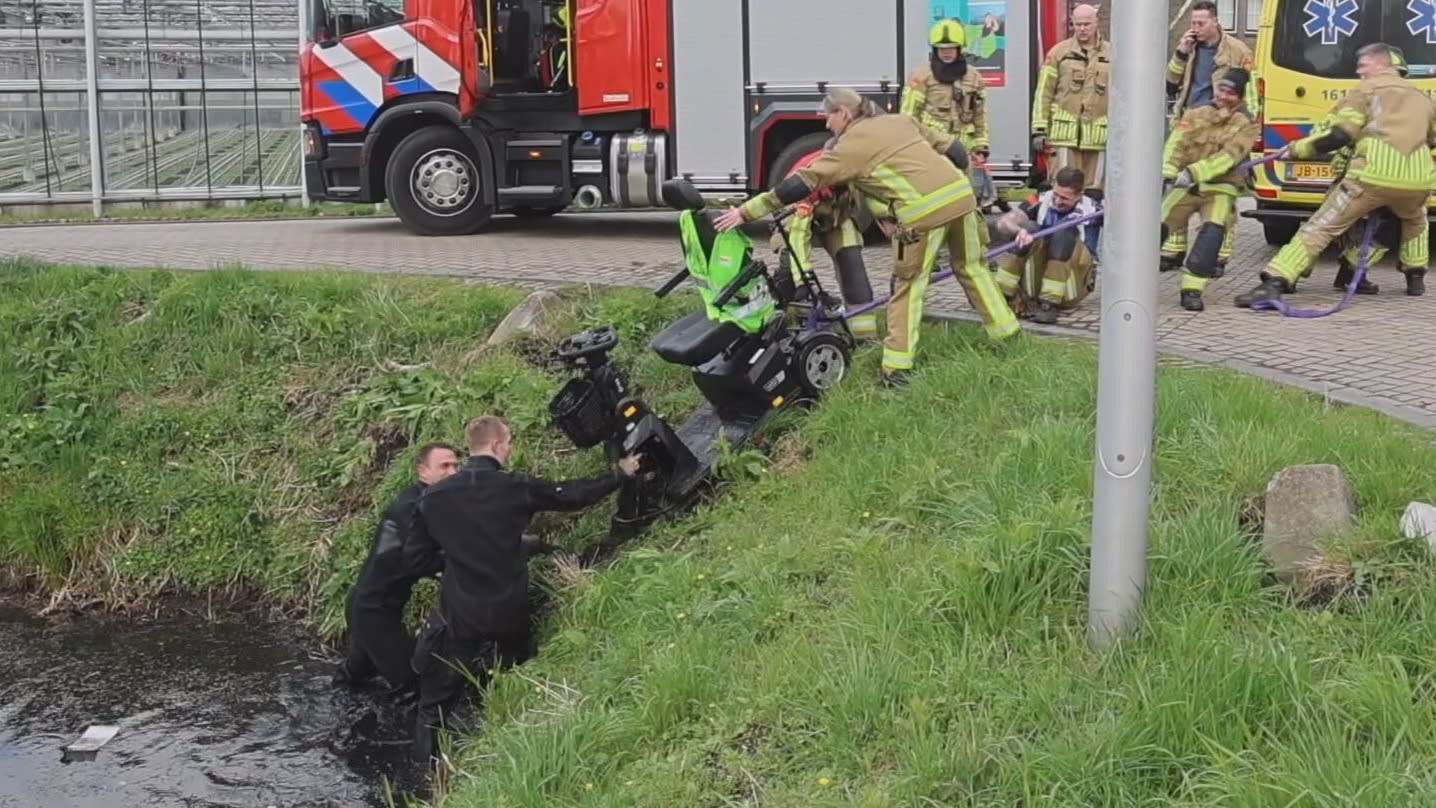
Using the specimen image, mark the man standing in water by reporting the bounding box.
[334,442,461,696]
[404,415,640,764]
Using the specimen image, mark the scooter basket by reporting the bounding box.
[549,377,613,448]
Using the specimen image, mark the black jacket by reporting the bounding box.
[403,455,624,637]
[350,481,430,612]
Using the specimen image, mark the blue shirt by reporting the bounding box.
[1188,42,1218,108]
[1030,193,1102,257]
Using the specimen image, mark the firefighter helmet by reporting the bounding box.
[1391,45,1409,77]
[929,19,965,48]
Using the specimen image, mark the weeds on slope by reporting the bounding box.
[433,327,1436,808]
[0,259,703,635]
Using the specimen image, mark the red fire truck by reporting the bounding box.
[299,0,1077,236]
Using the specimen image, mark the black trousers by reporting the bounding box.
[410,608,534,763]
[339,588,419,694]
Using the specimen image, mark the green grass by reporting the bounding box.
[0,200,389,226]
[420,320,1436,807]
[0,259,701,634]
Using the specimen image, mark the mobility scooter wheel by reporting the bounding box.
[794,332,850,397]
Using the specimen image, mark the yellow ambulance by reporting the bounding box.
[1242,0,1436,245]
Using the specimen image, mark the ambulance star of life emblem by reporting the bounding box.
[1303,0,1360,46]
[1409,0,1436,45]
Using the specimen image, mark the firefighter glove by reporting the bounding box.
[1173,168,1194,189]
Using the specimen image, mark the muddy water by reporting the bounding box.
[0,605,425,808]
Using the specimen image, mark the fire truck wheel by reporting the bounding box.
[766,132,831,189]
[386,126,492,236]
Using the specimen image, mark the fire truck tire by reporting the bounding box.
[766,132,830,189]
[385,126,492,236]
[768,131,887,244]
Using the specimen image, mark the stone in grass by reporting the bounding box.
[1261,463,1357,585]
[1401,502,1436,553]
[485,290,564,348]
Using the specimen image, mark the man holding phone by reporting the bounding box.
[1166,1,1256,123]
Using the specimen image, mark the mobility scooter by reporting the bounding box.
[547,177,857,543]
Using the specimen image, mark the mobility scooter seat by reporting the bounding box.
[650,311,744,366]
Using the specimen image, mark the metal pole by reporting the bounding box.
[297,0,310,208]
[1086,0,1164,652]
[81,0,103,216]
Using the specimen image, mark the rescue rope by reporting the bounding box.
[1248,215,1377,319]
[842,208,1109,320]
[838,152,1284,322]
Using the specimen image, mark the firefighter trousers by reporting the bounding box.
[1337,210,1398,268]
[1160,200,1238,264]
[883,210,1018,373]
[993,239,1095,314]
[780,213,878,339]
[1161,185,1238,295]
[1050,146,1107,192]
[1266,178,1430,287]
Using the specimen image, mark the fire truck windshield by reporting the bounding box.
[307,0,404,42]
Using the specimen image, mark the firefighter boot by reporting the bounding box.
[1234,276,1290,308]
[1180,290,1204,312]
[1405,268,1426,297]
[1159,253,1184,273]
[1031,300,1059,325]
[1332,257,1379,294]
[880,369,912,389]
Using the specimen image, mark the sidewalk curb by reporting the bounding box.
[924,309,1436,432]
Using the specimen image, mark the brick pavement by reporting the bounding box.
[1,207,1432,427]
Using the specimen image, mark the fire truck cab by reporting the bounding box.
[300,0,1057,236]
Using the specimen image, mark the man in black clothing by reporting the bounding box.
[334,442,461,695]
[404,414,640,763]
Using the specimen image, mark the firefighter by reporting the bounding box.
[1237,43,1434,308]
[1030,4,1110,223]
[1158,67,1260,313]
[769,140,878,341]
[1308,47,1413,295]
[991,165,1101,324]
[714,87,1019,388]
[901,19,990,163]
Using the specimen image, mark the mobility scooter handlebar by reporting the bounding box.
[712,259,765,308]
[654,267,691,299]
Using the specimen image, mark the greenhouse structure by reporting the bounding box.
[0,0,302,211]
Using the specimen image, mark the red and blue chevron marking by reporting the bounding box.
[1257,122,1325,187]
[1262,122,1314,148]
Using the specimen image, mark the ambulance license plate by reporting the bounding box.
[1285,162,1334,182]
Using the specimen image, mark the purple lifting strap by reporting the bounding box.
[1249,215,1378,318]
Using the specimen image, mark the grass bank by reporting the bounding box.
[0,259,703,635]
[427,322,1436,806]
